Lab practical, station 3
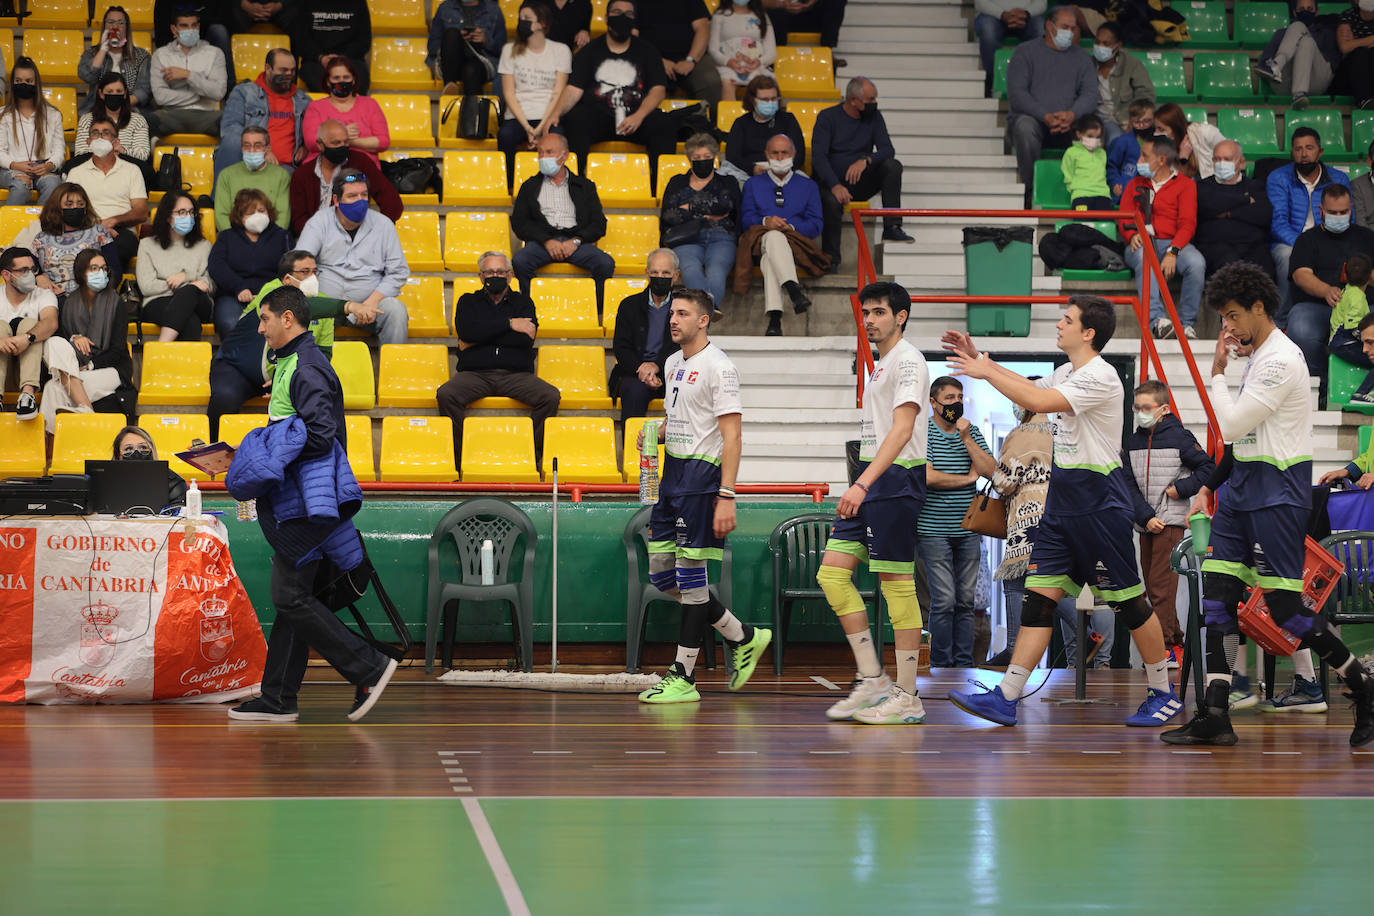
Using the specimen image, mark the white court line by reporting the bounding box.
[452,786,473,793]
[1171,750,1212,755]
[450,777,470,784]
[991,750,1030,755]
[1262,751,1302,756]
[811,676,840,691]
[444,767,466,774]
[1081,750,1121,755]
[902,751,941,755]
[531,750,572,755]
[808,750,850,755]
[462,797,531,916]
[624,751,666,755]
[717,750,757,755]
[437,750,482,756]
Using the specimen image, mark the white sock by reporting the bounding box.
[1145,657,1170,692]
[674,646,700,677]
[896,650,920,695]
[712,609,745,643]
[1209,671,1233,686]
[1292,648,1316,681]
[1001,664,1032,701]
[845,631,882,679]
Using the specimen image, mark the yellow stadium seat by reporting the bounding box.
[776,46,839,100]
[42,87,77,139]
[371,0,429,35]
[0,205,42,246]
[655,155,690,197]
[153,147,215,199]
[376,343,449,408]
[217,414,268,449]
[601,215,659,273]
[400,275,450,337]
[436,93,501,148]
[200,208,216,242]
[659,99,703,113]
[590,0,608,37]
[232,33,283,78]
[394,211,444,271]
[460,416,540,483]
[442,150,511,206]
[344,415,376,482]
[22,0,89,29]
[542,417,621,483]
[379,150,440,204]
[331,340,376,410]
[512,151,580,189]
[622,416,666,483]
[527,277,602,338]
[371,37,440,92]
[0,414,48,476]
[380,415,456,482]
[789,101,828,146]
[444,211,511,271]
[137,341,211,406]
[24,30,87,83]
[584,152,656,207]
[537,345,612,409]
[601,278,649,336]
[139,414,212,482]
[374,94,435,146]
[499,0,522,33]
[716,100,744,133]
[115,0,155,24]
[49,413,129,475]
[0,30,15,63]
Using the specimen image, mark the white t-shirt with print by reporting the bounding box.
[498,40,573,122]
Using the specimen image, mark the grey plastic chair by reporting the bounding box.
[425,498,538,673]
[622,505,732,674]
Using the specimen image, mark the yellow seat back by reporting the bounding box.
[330,340,376,410]
[137,341,212,407]
[138,413,212,481]
[542,416,621,483]
[380,415,456,481]
[527,277,601,338]
[50,413,130,474]
[460,416,540,482]
[536,344,612,409]
[444,211,511,271]
[376,343,449,408]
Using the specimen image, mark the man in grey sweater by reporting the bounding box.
[1006,5,1097,208]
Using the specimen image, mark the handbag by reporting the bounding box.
[662,217,705,248]
[961,481,1008,538]
[379,156,440,195]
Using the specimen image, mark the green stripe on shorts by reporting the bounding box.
[1255,575,1304,592]
[1201,559,1258,586]
[1026,574,1083,598]
[647,540,677,554]
[1092,584,1144,603]
[678,546,723,561]
[869,559,915,575]
[823,539,869,562]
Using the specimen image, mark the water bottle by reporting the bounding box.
[480,539,494,585]
[639,420,660,505]
[184,479,201,540]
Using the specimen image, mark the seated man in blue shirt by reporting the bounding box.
[739,133,824,337]
[813,76,912,267]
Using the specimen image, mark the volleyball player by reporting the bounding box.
[942,296,1183,727]
[1163,262,1374,747]
[637,288,772,704]
[817,282,930,724]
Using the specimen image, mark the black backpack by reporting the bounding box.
[155,150,182,193]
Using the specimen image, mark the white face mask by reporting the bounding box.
[768,157,793,176]
[1136,408,1163,429]
[89,137,114,158]
[1081,136,1102,151]
[294,274,319,298]
[243,211,270,234]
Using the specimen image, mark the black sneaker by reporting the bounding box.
[1160,680,1237,746]
[782,280,811,314]
[15,390,37,420]
[980,647,1014,670]
[228,696,299,722]
[1348,672,1374,747]
[882,225,915,243]
[765,312,783,336]
[348,657,398,721]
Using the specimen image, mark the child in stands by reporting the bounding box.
[1328,253,1374,403]
[1062,114,1112,211]
[1107,99,1155,202]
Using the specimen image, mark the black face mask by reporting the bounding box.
[102,93,126,111]
[322,145,350,165]
[12,83,36,101]
[648,276,673,298]
[330,81,355,98]
[62,206,87,227]
[268,73,294,93]
[690,159,713,178]
[938,402,964,424]
[516,20,535,39]
[1296,159,1321,176]
[859,102,878,121]
[1134,127,1154,142]
[606,13,634,41]
[1294,10,1318,26]
[483,275,509,297]
[122,446,153,461]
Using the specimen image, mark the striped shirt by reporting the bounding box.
[917,418,989,537]
[538,171,578,230]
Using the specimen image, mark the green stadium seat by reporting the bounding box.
[1055,220,1133,284]
[1353,112,1374,161]
[1217,108,1281,158]
[1284,108,1346,155]
[1193,53,1255,103]
[991,46,1014,100]
[1180,106,1210,127]
[1032,159,1070,210]
[1180,1,1237,48]
[1139,51,1189,102]
[1235,3,1290,49]
[1360,424,1373,455]
[1350,163,1370,181]
[1329,354,1374,415]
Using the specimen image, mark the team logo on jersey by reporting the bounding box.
[687,371,698,384]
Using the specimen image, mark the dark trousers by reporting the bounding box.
[1197,238,1275,279]
[112,227,138,266]
[1140,525,1186,648]
[1071,195,1115,211]
[208,359,263,440]
[213,294,244,340]
[819,157,903,259]
[1331,327,1374,395]
[143,286,211,341]
[440,28,497,93]
[560,101,676,193]
[767,0,849,46]
[300,57,371,96]
[1340,47,1374,106]
[436,368,562,468]
[259,554,388,709]
[618,375,663,423]
[512,239,615,311]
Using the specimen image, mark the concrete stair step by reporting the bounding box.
[844,6,968,27]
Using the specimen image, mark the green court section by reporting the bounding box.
[4,797,1370,914]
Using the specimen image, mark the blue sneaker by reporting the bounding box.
[1228,673,1258,710]
[948,683,1019,726]
[1125,687,1184,727]
[1260,675,1328,714]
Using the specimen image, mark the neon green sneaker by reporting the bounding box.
[638,663,701,704]
[727,627,772,691]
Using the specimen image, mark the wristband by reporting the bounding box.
[718,487,736,498]
[855,481,869,492]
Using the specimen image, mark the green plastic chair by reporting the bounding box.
[1352,111,1374,161]
[1359,424,1372,455]
[1032,158,1070,210]
[991,46,1015,100]
[1217,107,1281,157]
[1193,53,1256,103]
[1328,354,1374,415]
[1351,162,1371,181]
[1284,108,1346,154]
[1139,50,1190,102]
[1234,2,1290,49]
[1180,105,1210,127]
[1180,1,1236,48]
[1054,220,1133,283]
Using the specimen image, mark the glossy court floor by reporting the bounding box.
[2,664,1371,915]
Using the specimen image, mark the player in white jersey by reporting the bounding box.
[942,296,1182,728]
[637,288,773,704]
[1163,261,1374,747]
[814,282,931,724]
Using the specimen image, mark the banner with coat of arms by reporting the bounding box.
[0,517,266,705]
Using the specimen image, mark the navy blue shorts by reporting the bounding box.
[1025,508,1143,601]
[1202,499,1306,592]
[824,495,922,574]
[649,461,725,560]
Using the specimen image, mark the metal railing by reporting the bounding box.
[197,481,832,503]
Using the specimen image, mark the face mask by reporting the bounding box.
[648,276,673,298]
[768,157,793,176]
[1136,159,1153,179]
[122,445,153,461]
[538,156,561,176]
[1213,160,1237,182]
[86,269,109,292]
[242,151,266,170]
[938,401,964,424]
[12,83,35,101]
[322,145,350,165]
[606,13,634,41]
[62,206,86,227]
[1296,159,1321,177]
[859,102,878,121]
[1295,10,1318,25]
[517,20,535,39]
[482,275,509,297]
[1012,406,1030,424]
[330,81,355,98]
[1092,44,1115,63]
[176,28,199,48]
[294,274,320,298]
[244,211,271,233]
[7,271,36,294]
[1080,136,1101,151]
[1134,127,1154,142]
[89,137,114,158]
[102,93,126,111]
[755,99,779,119]
[1052,28,1074,51]
[1135,409,1162,429]
[268,73,294,93]
[172,214,195,236]
[690,159,713,178]
[338,198,370,223]
[1325,212,1351,233]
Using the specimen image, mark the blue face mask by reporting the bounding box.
[86,269,109,292]
[1213,160,1237,182]
[338,198,370,223]
[1325,212,1351,234]
[755,99,779,118]
[538,156,561,176]
[1092,44,1115,63]
[1052,28,1074,51]
[242,151,266,170]
[177,28,199,48]
[1135,159,1153,179]
[172,214,195,236]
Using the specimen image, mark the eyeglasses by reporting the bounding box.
[171,208,195,218]
[288,267,317,278]
[774,186,785,207]
[6,267,33,277]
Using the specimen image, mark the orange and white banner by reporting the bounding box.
[0,517,266,705]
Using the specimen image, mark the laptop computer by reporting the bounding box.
[84,460,173,515]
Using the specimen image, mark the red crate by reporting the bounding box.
[1237,537,1344,656]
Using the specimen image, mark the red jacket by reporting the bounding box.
[1120,171,1197,249]
[287,149,403,236]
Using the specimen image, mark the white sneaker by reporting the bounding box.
[825,674,893,720]
[852,687,927,725]
[1183,325,1197,339]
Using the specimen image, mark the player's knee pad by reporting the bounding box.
[1263,589,1327,642]
[1020,590,1058,629]
[676,557,710,606]
[1111,594,1153,630]
[817,564,865,617]
[1202,572,1246,630]
[880,578,923,631]
[648,549,677,593]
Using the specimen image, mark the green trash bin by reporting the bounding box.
[962,226,1034,337]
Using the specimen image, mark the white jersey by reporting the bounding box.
[859,339,929,501]
[1036,354,1133,517]
[662,341,742,466]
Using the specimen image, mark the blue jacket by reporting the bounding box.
[1266,162,1350,247]
[740,171,823,238]
[1106,131,1141,201]
[214,76,312,177]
